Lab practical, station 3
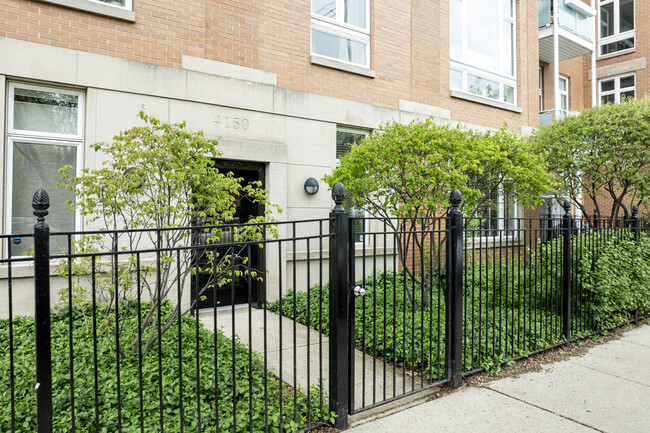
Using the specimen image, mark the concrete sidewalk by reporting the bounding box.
[347,324,650,433]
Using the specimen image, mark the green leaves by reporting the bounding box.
[55,110,279,356]
[0,303,328,432]
[325,119,552,221]
[532,96,650,219]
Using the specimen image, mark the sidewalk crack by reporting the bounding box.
[566,361,650,388]
[484,387,605,432]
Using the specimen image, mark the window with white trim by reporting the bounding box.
[311,0,370,68]
[6,82,84,256]
[475,187,518,237]
[539,67,544,111]
[599,0,635,56]
[336,127,368,242]
[94,0,132,10]
[559,75,569,111]
[450,0,517,105]
[599,73,635,104]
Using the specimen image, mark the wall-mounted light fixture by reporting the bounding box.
[304,177,319,195]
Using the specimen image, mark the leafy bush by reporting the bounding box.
[0,303,331,432]
[581,233,650,329]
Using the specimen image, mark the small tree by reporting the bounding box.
[324,119,552,308]
[58,111,278,355]
[531,96,650,220]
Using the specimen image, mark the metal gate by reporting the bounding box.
[327,183,464,427]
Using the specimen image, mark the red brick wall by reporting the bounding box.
[0,0,540,132]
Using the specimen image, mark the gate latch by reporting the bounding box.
[351,284,366,297]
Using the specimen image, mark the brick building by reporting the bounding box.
[0,0,646,309]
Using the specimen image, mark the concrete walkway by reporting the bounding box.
[347,324,650,433]
[199,308,422,411]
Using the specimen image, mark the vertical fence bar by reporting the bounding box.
[347,213,356,413]
[562,200,572,345]
[446,190,463,389]
[329,182,350,429]
[632,205,640,324]
[32,189,53,433]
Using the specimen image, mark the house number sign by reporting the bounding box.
[213,115,250,130]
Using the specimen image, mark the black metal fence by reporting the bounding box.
[1,186,649,432]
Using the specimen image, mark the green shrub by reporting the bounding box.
[581,233,650,329]
[0,303,332,432]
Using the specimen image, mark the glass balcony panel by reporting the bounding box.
[539,111,553,126]
[559,1,577,31]
[539,0,551,28]
[558,0,593,41]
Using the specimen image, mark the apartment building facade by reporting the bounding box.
[0,0,646,310]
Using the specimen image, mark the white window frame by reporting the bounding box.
[598,0,635,57]
[599,72,636,104]
[539,67,544,111]
[450,0,518,106]
[5,82,84,256]
[8,82,85,141]
[474,186,519,241]
[311,0,371,68]
[89,0,133,11]
[559,75,569,112]
[335,126,369,244]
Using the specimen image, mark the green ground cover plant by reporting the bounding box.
[269,232,650,376]
[0,302,331,432]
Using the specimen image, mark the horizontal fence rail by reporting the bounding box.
[1,189,649,432]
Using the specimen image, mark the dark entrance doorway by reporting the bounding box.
[192,160,265,309]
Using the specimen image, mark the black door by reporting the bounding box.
[192,161,265,309]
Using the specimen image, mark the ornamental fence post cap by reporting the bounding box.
[32,189,50,221]
[332,182,345,211]
[563,200,571,214]
[632,204,639,217]
[449,189,462,208]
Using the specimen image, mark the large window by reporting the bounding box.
[94,0,132,9]
[336,127,368,242]
[475,188,517,238]
[6,83,84,256]
[599,73,635,104]
[559,75,569,111]
[450,0,517,105]
[311,0,370,68]
[599,0,635,56]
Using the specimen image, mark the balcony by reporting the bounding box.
[538,0,595,63]
[539,109,580,126]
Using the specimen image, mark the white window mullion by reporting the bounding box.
[311,0,370,68]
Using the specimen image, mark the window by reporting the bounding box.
[93,0,132,9]
[559,75,569,111]
[539,67,543,111]
[476,188,517,237]
[450,0,517,105]
[599,73,635,104]
[6,83,84,256]
[599,0,635,56]
[336,127,368,242]
[311,0,370,68]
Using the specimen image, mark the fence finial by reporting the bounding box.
[563,200,571,215]
[450,189,462,208]
[32,189,50,224]
[632,204,639,218]
[332,182,346,213]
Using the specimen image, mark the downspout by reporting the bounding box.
[591,0,597,106]
[553,0,561,116]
